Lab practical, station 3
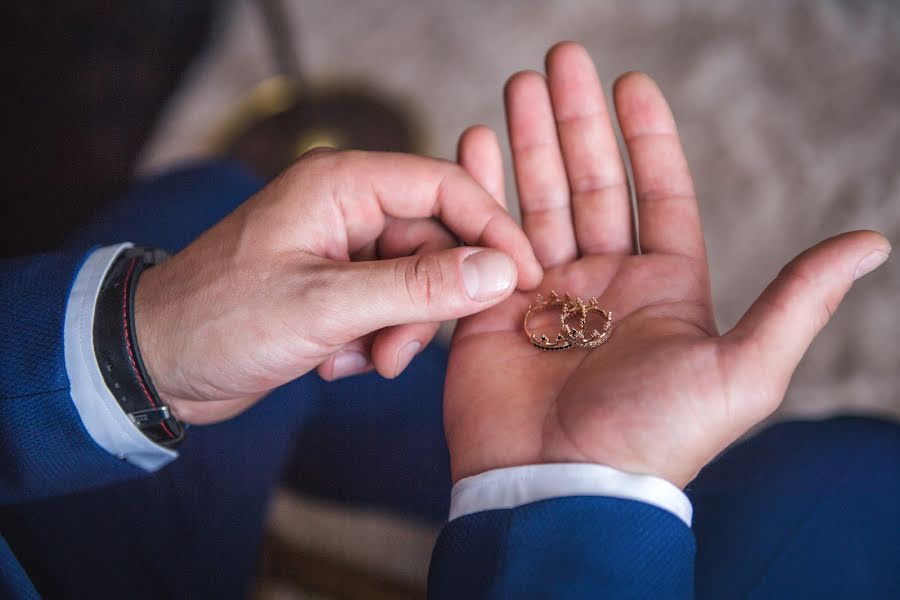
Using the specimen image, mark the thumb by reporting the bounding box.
[328,247,518,336]
[725,230,890,413]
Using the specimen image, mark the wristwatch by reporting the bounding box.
[92,246,185,448]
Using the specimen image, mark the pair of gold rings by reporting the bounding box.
[523,291,613,351]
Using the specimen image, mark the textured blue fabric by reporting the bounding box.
[63,159,260,253]
[0,536,38,600]
[0,250,145,505]
[1,376,321,599]
[284,347,452,523]
[429,496,696,599]
[690,416,900,600]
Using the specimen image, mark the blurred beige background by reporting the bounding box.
[136,1,899,596]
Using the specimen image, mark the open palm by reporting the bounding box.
[444,43,889,487]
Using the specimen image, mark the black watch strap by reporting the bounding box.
[93,246,185,448]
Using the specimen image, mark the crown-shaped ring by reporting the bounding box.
[524,291,613,352]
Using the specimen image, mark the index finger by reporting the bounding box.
[307,150,543,289]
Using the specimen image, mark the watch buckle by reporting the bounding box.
[129,406,173,427]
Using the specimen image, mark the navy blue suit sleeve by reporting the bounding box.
[0,251,144,505]
[428,496,695,599]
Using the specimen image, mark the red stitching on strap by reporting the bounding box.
[122,257,175,439]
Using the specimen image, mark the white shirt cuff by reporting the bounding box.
[449,463,693,527]
[63,244,178,472]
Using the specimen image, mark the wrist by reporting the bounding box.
[132,263,188,420]
[92,247,185,446]
[449,439,697,490]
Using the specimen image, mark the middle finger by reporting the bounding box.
[546,42,632,255]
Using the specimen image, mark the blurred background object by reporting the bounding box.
[209,0,421,179]
[0,2,219,257]
[3,0,898,598]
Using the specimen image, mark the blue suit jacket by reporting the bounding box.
[0,250,144,598]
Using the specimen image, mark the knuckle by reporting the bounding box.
[435,158,465,182]
[776,261,838,330]
[401,254,446,309]
[291,147,347,174]
[432,155,458,170]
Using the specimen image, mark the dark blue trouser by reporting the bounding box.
[1,162,896,599]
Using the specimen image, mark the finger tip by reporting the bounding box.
[613,70,658,98]
[517,261,544,290]
[547,40,585,56]
[458,124,485,151]
[835,229,892,255]
[461,124,494,139]
[504,69,546,97]
[316,360,338,382]
[327,350,373,380]
[546,40,591,68]
[849,231,892,280]
[613,71,675,132]
[864,230,892,254]
[458,125,500,162]
[374,363,398,379]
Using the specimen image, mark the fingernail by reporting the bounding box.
[854,250,889,280]
[462,250,516,301]
[395,341,422,375]
[331,351,369,378]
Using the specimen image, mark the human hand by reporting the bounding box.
[445,42,890,487]
[134,150,542,424]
